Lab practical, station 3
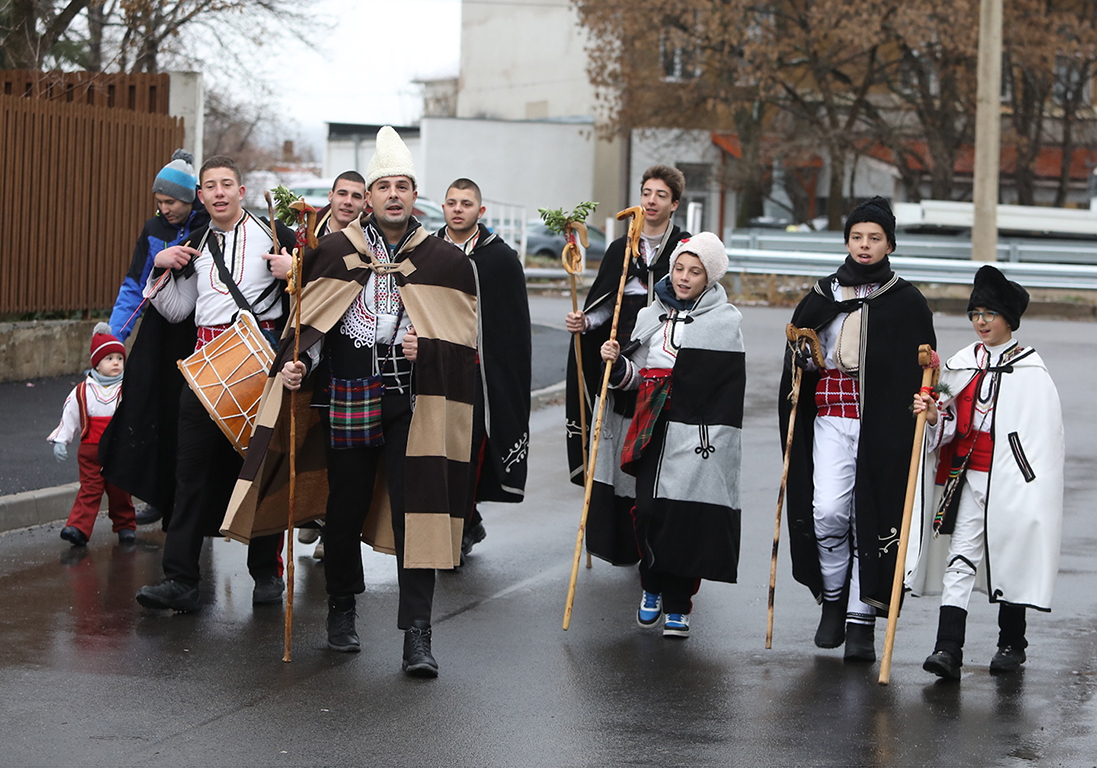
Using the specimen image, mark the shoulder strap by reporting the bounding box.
[206,232,258,314]
[206,228,281,315]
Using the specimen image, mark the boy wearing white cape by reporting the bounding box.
[910,265,1064,680]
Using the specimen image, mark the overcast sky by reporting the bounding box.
[241,0,462,158]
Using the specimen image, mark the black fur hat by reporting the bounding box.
[967,265,1030,330]
[844,196,896,251]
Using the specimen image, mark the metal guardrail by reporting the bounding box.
[524,245,1097,291]
[724,248,1097,291]
[726,230,1097,264]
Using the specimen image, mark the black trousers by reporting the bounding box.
[162,387,281,584]
[323,391,435,629]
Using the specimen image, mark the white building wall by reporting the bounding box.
[419,117,596,220]
[458,0,594,120]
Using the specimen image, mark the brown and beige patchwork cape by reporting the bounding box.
[220,215,478,569]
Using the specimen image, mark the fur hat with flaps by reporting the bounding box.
[365,126,416,189]
[669,232,728,288]
[844,196,896,251]
[967,265,1030,330]
[90,322,125,368]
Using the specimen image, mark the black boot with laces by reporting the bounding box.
[327,595,360,653]
[402,620,438,678]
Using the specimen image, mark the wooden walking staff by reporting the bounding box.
[561,221,594,570]
[879,344,939,685]
[563,206,644,630]
[766,325,823,649]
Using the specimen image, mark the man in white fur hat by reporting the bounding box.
[223,126,479,678]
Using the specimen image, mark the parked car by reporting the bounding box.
[525,220,607,263]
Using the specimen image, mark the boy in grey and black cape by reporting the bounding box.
[600,232,745,639]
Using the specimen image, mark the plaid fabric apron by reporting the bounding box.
[329,375,385,449]
[620,368,673,475]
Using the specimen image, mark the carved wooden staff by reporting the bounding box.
[562,221,593,570]
[563,205,643,630]
[879,344,939,685]
[766,324,823,649]
[264,190,299,662]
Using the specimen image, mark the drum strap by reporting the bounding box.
[207,233,280,318]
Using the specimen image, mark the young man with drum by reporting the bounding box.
[223,127,478,678]
[134,155,294,613]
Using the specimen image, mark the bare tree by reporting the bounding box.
[1,0,89,68]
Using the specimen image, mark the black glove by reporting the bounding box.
[792,338,816,370]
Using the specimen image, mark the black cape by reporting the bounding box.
[564,225,689,485]
[778,270,935,611]
[437,224,532,502]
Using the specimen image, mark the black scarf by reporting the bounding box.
[836,255,894,286]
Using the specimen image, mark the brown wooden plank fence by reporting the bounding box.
[0,94,183,314]
[0,70,170,114]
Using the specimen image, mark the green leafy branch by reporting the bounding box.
[538,201,599,235]
[271,185,302,227]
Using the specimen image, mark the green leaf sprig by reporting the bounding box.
[271,185,302,227]
[538,201,599,235]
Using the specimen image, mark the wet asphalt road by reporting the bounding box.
[1,299,1095,766]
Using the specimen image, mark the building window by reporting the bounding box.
[660,29,700,82]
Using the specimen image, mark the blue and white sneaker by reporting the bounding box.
[663,613,690,638]
[637,591,662,627]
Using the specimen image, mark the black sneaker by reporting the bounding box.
[118,529,137,545]
[60,526,88,547]
[989,645,1027,674]
[815,600,846,648]
[134,505,163,526]
[402,620,438,678]
[136,579,200,612]
[923,649,962,680]
[252,576,285,605]
[326,597,360,653]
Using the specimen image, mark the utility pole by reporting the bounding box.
[972,0,1003,262]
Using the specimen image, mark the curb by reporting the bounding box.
[0,482,81,536]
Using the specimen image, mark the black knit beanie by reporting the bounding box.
[967,265,1030,331]
[844,196,896,251]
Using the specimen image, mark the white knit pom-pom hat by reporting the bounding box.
[668,232,729,287]
[365,126,416,189]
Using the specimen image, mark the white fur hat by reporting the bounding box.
[669,232,728,287]
[365,126,416,189]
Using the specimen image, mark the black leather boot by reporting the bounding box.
[815,600,846,648]
[991,603,1028,673]
[924,605,966,680]
[843,622,876,662]
[326,595,360,653]
[402,619,438,678]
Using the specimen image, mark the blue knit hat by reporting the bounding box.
[152,149,197,203]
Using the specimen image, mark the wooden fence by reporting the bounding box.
[0,70,171,114]
[0,93,183,315]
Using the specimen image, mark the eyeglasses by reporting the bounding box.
[967,311,999,322]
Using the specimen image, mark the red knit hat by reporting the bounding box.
[90,322,125,368]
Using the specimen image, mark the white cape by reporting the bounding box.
[905,342,1064,610]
